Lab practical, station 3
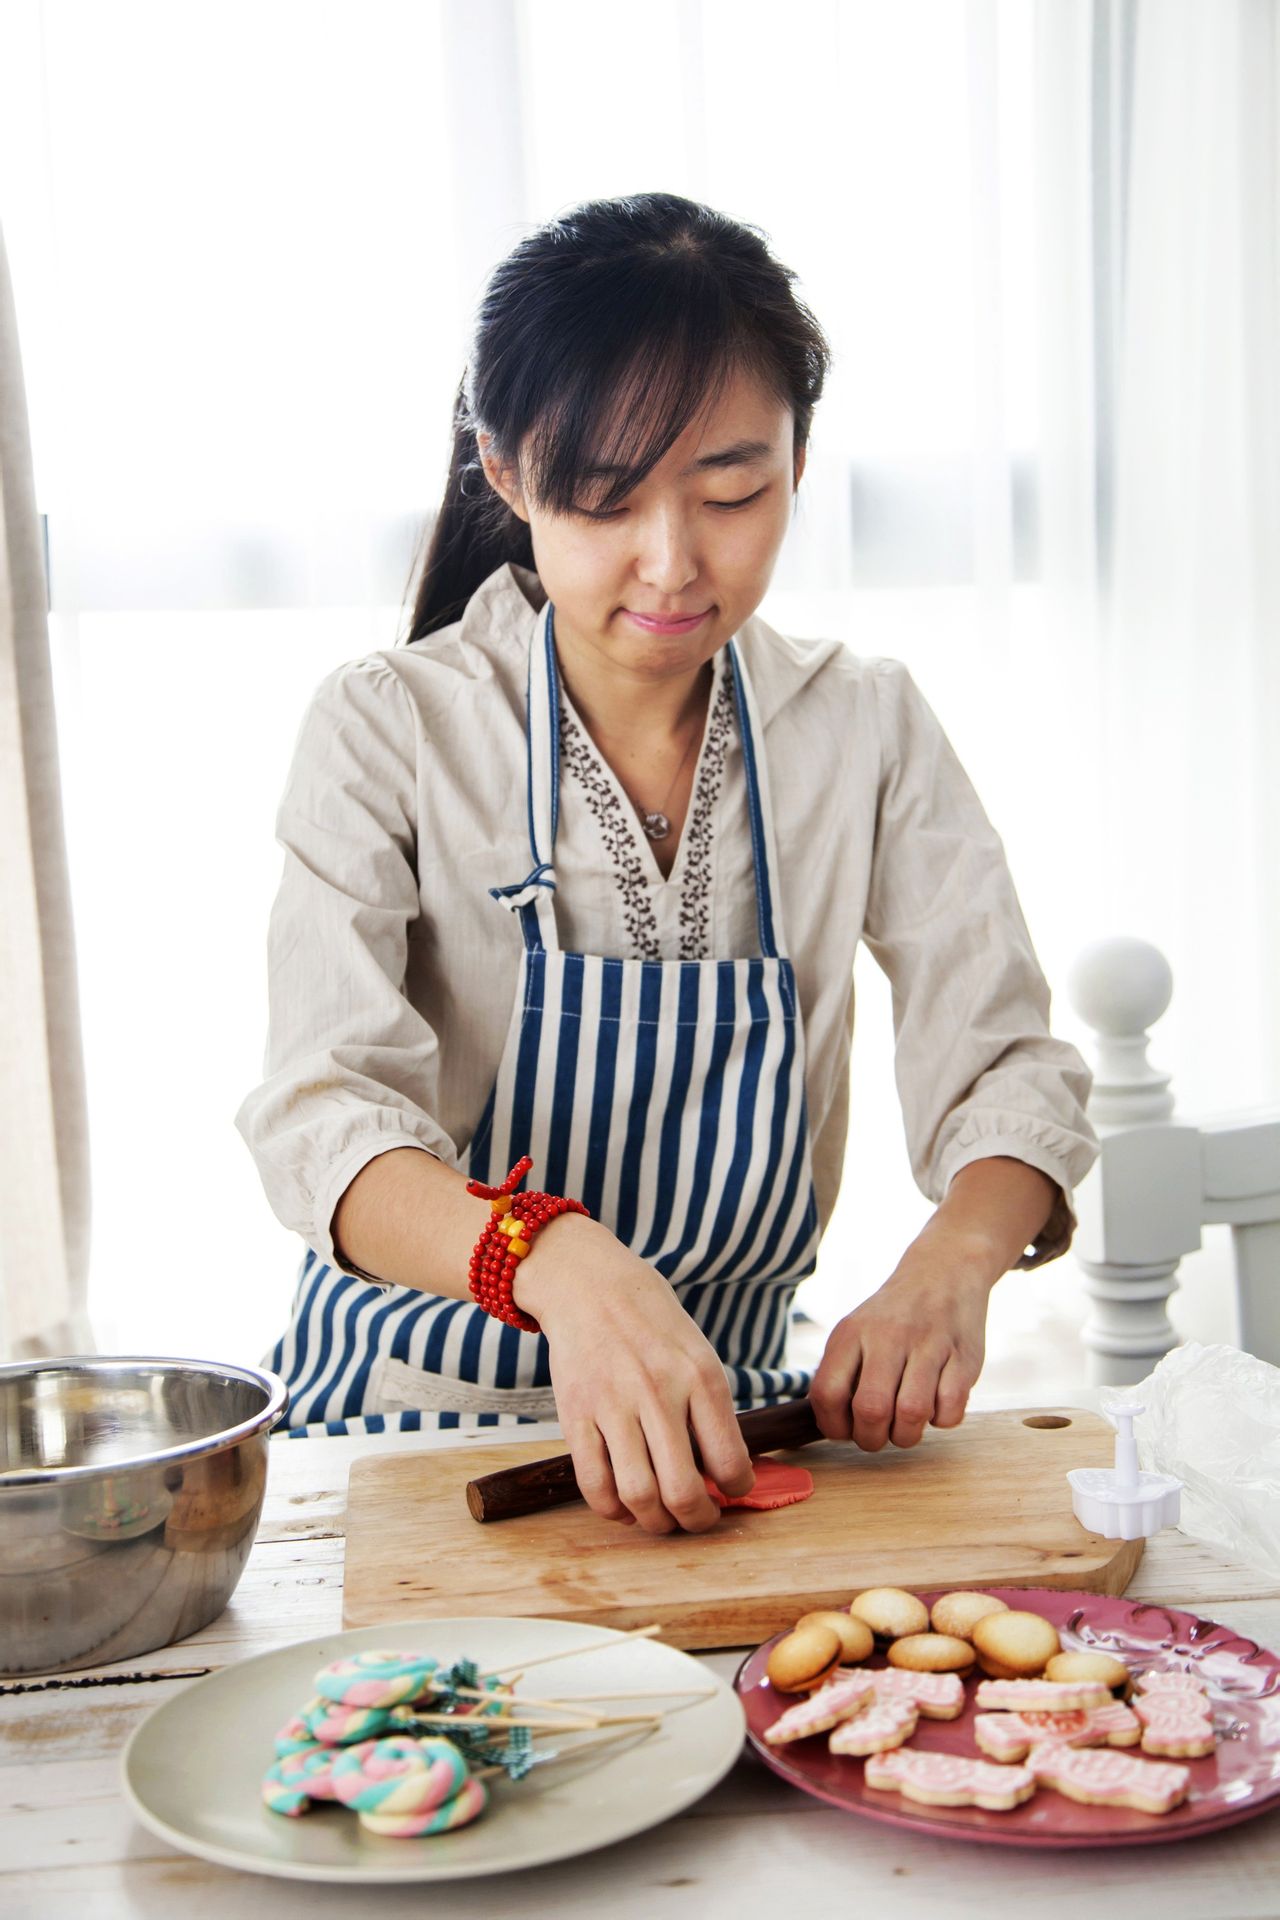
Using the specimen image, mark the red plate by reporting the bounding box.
[736,1588,1280,1848]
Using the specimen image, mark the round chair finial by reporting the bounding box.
[1067,936,1173,1038]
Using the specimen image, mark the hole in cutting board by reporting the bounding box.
[1022,1415,1072,1429]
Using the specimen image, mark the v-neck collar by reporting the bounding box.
[556,646,729,895]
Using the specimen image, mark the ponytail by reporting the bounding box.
[404,376,534,642]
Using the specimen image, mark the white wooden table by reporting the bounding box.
[5,1415,1280,1919]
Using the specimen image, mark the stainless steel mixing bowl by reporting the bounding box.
[0,1356,287,1677]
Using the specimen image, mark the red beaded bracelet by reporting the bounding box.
[464,1156,591,1333]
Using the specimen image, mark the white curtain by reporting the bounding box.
[1106,0,1280,1103]
[0,0,1274,1375]
[0,221,94,1359]
[936,0,1280,1388]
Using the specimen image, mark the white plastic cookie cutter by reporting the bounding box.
[1067,1403,1182,1540]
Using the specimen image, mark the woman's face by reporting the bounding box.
[479,365,805,690]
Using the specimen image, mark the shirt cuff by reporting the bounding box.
[939,1138,1080,1270]
[311,1130,452,1287]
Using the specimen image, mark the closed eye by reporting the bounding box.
[572,485,769,522]
[710,486,769,511]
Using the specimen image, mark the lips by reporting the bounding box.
[623,608,712,635]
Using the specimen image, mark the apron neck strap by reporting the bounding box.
[509,599,787,958]
[725,638,784,959]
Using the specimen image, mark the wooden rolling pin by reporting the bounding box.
[465,1395,823,1522]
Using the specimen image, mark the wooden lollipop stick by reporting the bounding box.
[403,1709,602,1733]
[538,1686,717,1703]
[482,1623,662,1680]
[438,1688,663,1729]
[473,1719,662,1780]
[450,1689,710,1720]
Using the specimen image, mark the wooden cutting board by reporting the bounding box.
[342,1407,1143,1650]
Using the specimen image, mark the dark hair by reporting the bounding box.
[405,192,831,639]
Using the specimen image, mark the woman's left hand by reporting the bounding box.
[809,1243,994,1452]
[811,1157,1060,1450]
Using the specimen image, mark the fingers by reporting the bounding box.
[645,1402,724,1533]
[849,1338,906,1452]
[564,1417,633,1525]
[888,1347,945,1449]
[690,1380,754,1500]
[600,1418,681,1536]
[810,1322,861,1440]
[931,1350,978,1429]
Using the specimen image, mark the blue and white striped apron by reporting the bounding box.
[267,601,820,1437]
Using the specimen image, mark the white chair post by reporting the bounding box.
[1067,937,1201,1384]
[1069,938,1280,1378]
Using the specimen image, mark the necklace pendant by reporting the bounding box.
[641,810,671,842]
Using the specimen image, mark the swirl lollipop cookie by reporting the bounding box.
[303,1697,398,1746]
[261,1745,340,1816]
[362,1775,490,1837]
[274,1703,325,1758]
[331,1735,487,1835]
[314,1650,440,1710]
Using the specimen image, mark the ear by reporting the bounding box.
[476,430,529,523]
[793,442,808,489]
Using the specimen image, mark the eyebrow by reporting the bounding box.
[580,438,777,480]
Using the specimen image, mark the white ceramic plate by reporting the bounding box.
[121,1616,745,1883]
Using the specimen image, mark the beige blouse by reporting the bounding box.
[235,562,1098,1279]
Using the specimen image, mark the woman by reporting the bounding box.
[236,192,1098,1535]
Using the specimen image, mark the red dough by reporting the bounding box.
[705,1457,815,1511]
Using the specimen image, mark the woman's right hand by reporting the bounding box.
[513,1213,754,1534]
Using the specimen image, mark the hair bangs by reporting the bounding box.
[520,264,763,516]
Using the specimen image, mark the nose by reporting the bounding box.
[631,502,700,597]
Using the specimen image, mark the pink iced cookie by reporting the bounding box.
[1133,1692,1212,1729]
[764,1673,874,1744]
[862,1667,966,1720]
[829,1699,918,1755]
[1137,1702,1217,1758]
[975,1677,1113,1713]
[865,1747,1036,1810]
[975,1701,1140,1763]
[1030,1743,1190,1813]
[1085,1700,1143,1746]
[1134,1670,1210,1697]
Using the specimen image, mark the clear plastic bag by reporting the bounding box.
[1104,1343,1280,1578]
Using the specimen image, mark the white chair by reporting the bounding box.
[1068,937,1280,1382]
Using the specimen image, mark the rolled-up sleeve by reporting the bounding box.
[234,656,455,1273]
[860,660,1099,1268]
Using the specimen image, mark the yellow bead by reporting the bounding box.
[499,1215,522,1236]
[491,1195,513,1216]
[508,1238,531,1258]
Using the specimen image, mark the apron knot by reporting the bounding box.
[488,862,557,913]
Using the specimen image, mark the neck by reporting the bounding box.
[552,616,713,747]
